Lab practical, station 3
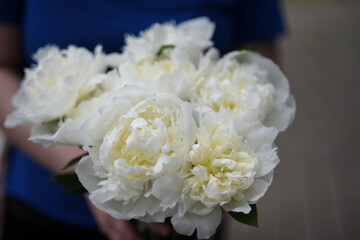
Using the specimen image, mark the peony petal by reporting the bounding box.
[4,112,26,128]
[177,17,215,45]
[255,149,279,177]
[265,94,296,132]
[245,179,270,203]
[241,121,278,152]
[222,199,251,214]
[234,50,296,131]
[171,206,222,239]
[152,174,182,209]
[152,154,171,175]
[29,123,58,147]
[89,194,164,221]
[171,213,196,237]
[75,155,102,192]
[77,85,150,145]
[260,170,274,185]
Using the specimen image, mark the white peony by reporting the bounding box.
[118,52,196,100]
[123,17,214,63]
[191,50,296,132]
[168,108,279,239]
[116,18,216,101]
[73,85,151,147]
[118,47,217,101]
[28,69,125,147]
[76,94,197,222]
[5,45,108,128]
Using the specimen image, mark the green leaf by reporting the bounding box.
[229,204,259,227]
[42,118,61,125]
[50,173,87,194]
[62,153,88,170]
[156,45,175,56]
[237,45,251,51]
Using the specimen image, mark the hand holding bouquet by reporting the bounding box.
[5,17,295,239]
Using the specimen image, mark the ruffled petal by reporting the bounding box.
[171,206,222,239]
[245,179,270,203]
[152,174,183,210]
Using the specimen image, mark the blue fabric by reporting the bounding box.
[0,0,24,25]
[6,148,98,228]
[1,0,285,228]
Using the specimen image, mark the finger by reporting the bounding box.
[145,222,170,236]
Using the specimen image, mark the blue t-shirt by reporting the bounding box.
[0,0,285,228]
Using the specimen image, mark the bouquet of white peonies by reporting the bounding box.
[5,17,295,239]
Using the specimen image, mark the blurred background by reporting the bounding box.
[224,0,360,239]
[0,0,359,239]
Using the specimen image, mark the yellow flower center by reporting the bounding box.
[185,124,257,204]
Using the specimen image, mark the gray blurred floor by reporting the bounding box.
[224,1,360,239]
